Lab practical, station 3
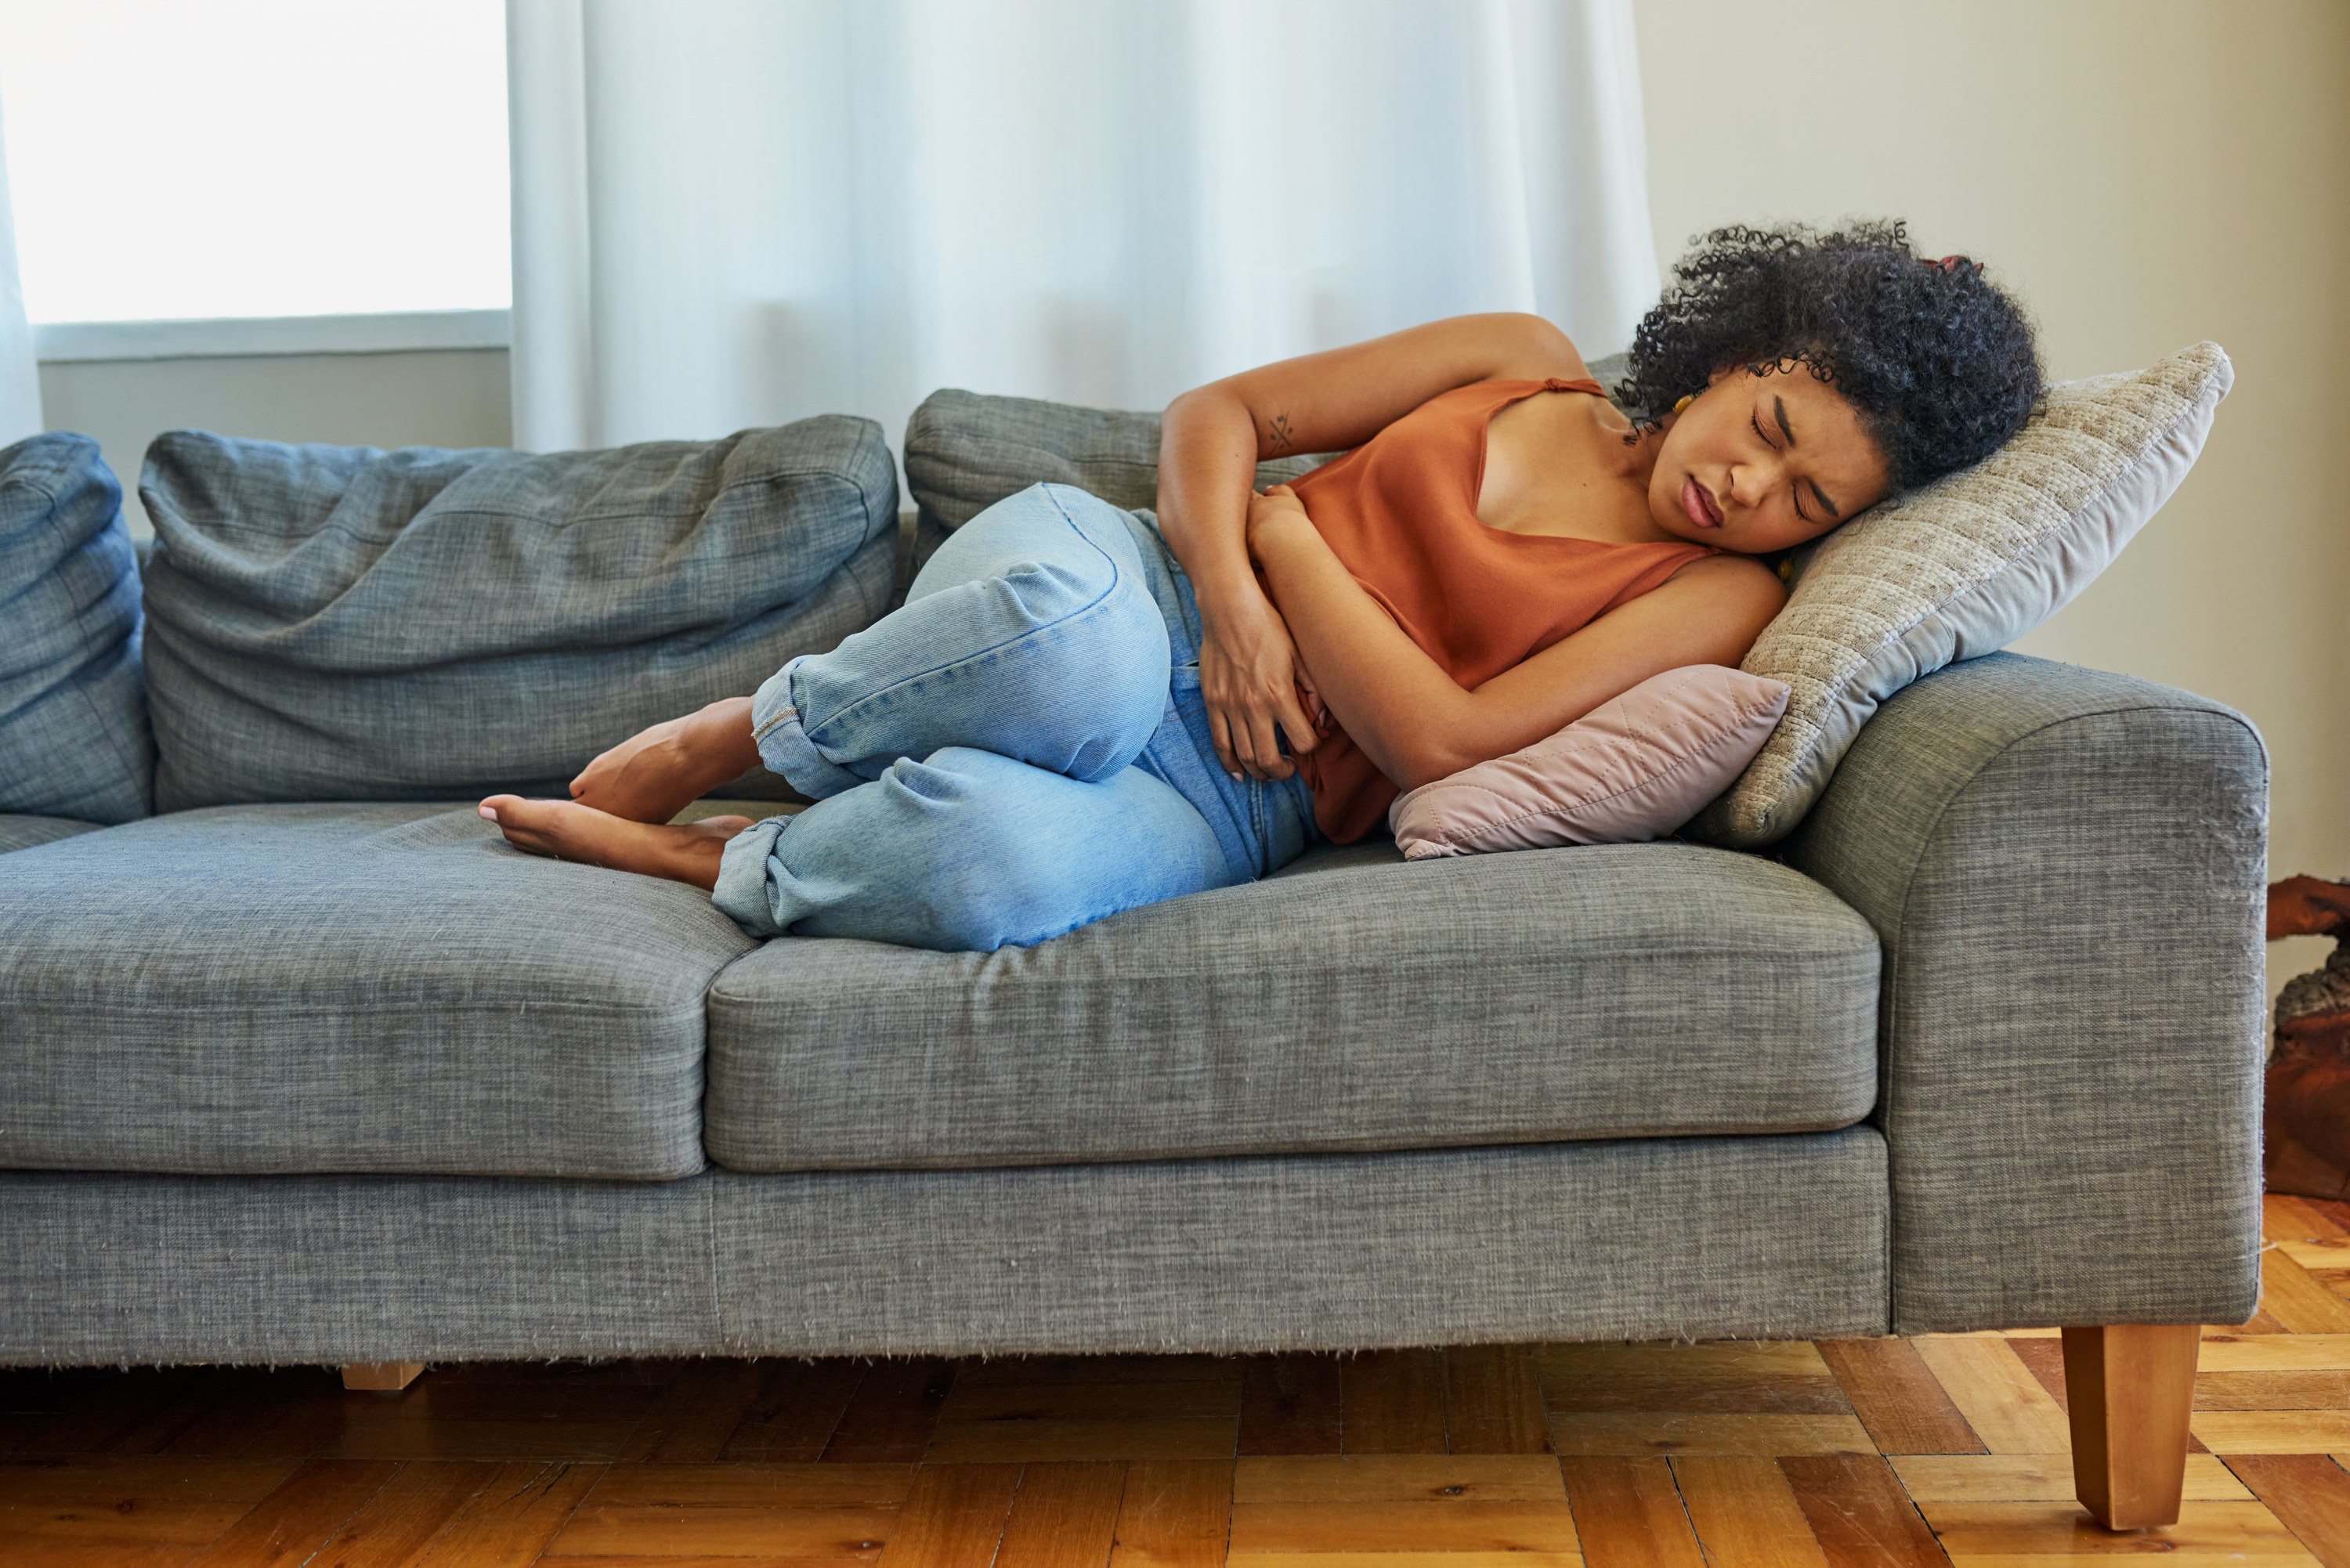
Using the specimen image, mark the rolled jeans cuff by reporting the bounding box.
[712,815,794,937]
[750,656,866,800]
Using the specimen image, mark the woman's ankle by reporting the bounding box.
[686,697,762,782]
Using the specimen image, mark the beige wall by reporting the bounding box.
[37,348,512,537]
[1635,0,2350,995]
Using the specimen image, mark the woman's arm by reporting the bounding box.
[1246,488,1785,791]
[1156,313,1589,782]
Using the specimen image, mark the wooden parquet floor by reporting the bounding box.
[17,1194,2350,1565]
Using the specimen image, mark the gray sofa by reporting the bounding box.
[0,395,2266,1530]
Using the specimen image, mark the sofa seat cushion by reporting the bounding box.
[703,840,1881,1172]
[0,804,757,1179]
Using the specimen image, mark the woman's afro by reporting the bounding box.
[1615,220,2042,495]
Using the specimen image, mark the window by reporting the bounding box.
[1,0,508,334]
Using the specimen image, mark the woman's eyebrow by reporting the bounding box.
[1810,480,1842,520]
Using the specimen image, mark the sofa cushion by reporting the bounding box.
[0,432,154,824]
[703,840,1880,1172]
[139,417,898,812]
[0,814,99,854]
[0,804,757,1179]
[903,388,1322,531]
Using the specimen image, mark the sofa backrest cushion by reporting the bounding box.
[140,418,898,811]
[0,432,154,824]
[904,388,1322,531]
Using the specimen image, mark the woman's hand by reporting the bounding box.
[1198,515,1322,782]
[1245,483,1314,554]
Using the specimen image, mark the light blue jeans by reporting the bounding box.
[710,483,1318,951]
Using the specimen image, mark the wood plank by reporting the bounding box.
[182,1458,400,1568]
[943,1382,1239,1423]
[1441,1347,1550,1455]
[157,1370,345,1459]
[1342,1350,1448,1454]
[410,1458,604,1568]
[994,1461,1126,1568]
[2222,1454,2350,1564]
[538,1559,880,1568]
[1670,1454,1829,1567]
[1238,1355,1343,1457]
[2,1491,252,1553]
[0,1455,298,1503]
[1235,1455,1566,1503]
[615,1359,771,1464]
[1542,1371,1853,1416]
[1816,1340,1985,1454]
[958,1356,1237,1386]
[1108,1458,1231,1568]
[27,1369,207,1455]
[1535,1342,1833,1381]
[99,1370,245,1458]
[1548,1414,1874,1457]
[1229,1499,1581,1553]
[295,1459,493,1566]
[2277,1239,2350,1272]
[1778,1454,1948,1568]
[2194,1371,2350,1409]
[1908,1338,2070,1454]
[2260,1251,2350,1335]
[823,1361,956,1465]
[2267,1193,2350,1241]
[324,1414,639,1461]
[1557,1454,1703,1568]
[924,1417,1237,1465]
[584,1461,914,1508]
[867,1464,1017,1568]
[365,1381,663,1428]
[719,1359,866,1461]
[1918,1498,2306,1555]
[547,1503,900,1556]
[1889,1453,2250,1502]
[2193,1411,2350,1451]
[2198,1334,2350,1371]
[1224,1555,1580,1568]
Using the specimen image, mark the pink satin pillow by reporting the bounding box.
[1387,666,1791,859]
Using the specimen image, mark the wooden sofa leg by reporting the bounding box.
[341,1361,425,1392]
[2061,1324,2199,1529]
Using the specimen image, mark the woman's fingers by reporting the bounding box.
[1246,708,1292,782]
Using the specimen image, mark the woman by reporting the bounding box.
[480,222,2040,950]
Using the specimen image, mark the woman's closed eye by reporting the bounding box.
[1752,408,1810,523]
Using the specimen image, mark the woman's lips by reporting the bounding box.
[1680,475,1723,529]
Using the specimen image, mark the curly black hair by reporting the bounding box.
[1616,220,2041,496]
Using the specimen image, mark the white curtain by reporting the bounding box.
[505,0,1657,455]
[0,89,45,447]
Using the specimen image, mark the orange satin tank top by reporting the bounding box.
[1284,377,1719,843]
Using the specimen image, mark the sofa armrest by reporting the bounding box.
[1779,652,2267,1333]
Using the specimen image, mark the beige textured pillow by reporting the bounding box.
[1690,341,2233,848]
[1389,666,1790,858]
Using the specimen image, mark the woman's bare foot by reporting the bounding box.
[569,697,761,823]
[479,796,754,891]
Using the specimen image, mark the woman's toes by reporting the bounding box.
[479,795,571,857]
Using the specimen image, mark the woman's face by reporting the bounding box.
[1647,363,1890,555]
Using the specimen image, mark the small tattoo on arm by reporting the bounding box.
[1266,413,1295,453]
